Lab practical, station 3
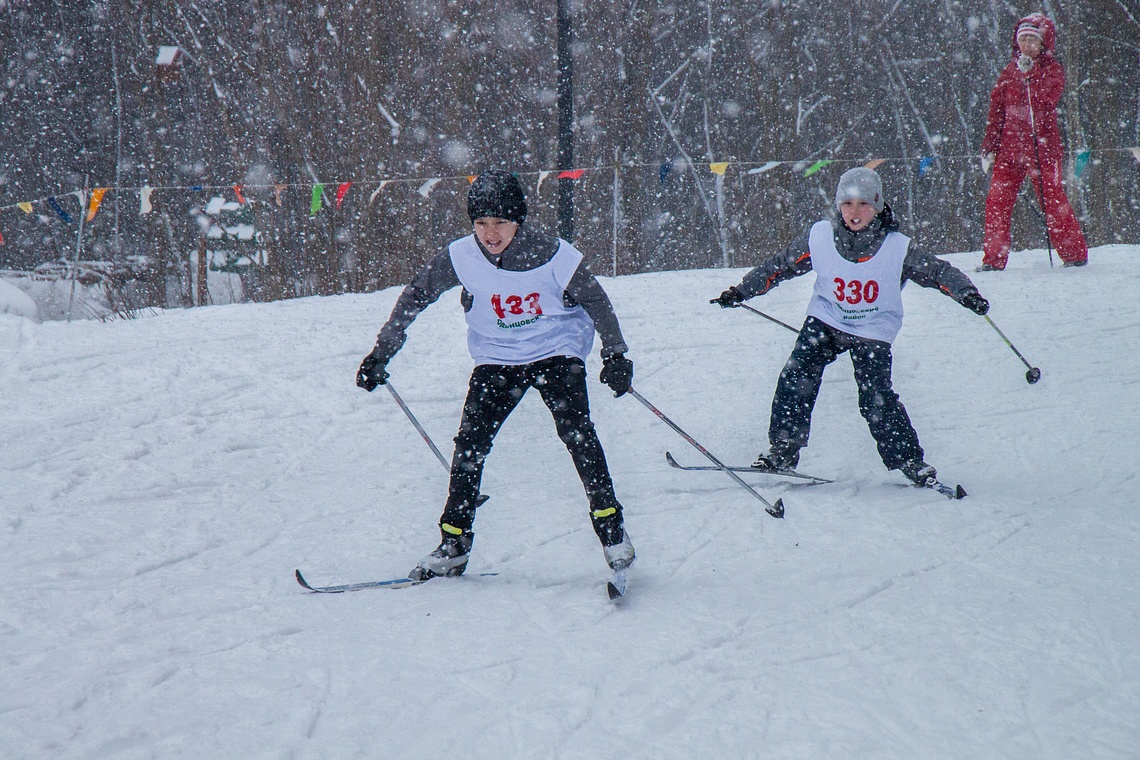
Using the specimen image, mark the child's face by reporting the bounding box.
[840,200,877,232]
[473,217,519,255]
[1018,34,1043,58]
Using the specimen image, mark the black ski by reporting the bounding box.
[665,451,833,484]
[295,568,496,593]
[921,481,967,500]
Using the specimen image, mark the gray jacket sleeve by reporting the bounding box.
[566,260,629,359]
[736,226,815,299]
[369,248,460,363]
[901,245,980,303]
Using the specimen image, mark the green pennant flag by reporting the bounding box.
[803,160,833,177]
[1074,150,1091,178]
[310,184,325,216]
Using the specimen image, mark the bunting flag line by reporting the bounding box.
[310,184,324,216]
[233,184,246,204]
[86,188,109,221]
[747,161,781,175]
[417,178,440,198]
[864,159,886,170]
[47,197,72,224]
[803,160,833,177]
[558,169,585,180]
[369,181,392,205]
[18,202,33,214]
[918,156,937,177]
[709,162,729,176]
[140,186,154,215]
[335,182,352,209]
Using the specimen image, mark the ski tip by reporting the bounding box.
[607,581,624,600]
[294,569,315,591]
[954,484,967,500]
[665,451,680,467]
[767,498,785,519]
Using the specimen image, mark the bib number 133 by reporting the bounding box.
[491,292,543,318]
[833,278,879,305]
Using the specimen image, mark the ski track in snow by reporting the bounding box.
[1,246,1138,758]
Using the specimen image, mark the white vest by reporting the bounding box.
[448,235,596,366]
[805,220,908,344]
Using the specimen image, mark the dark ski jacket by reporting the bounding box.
[369,223,628,364]
[734,205,980,305]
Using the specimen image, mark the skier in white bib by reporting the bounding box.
[712,168,990,488]
[356,170,635,581]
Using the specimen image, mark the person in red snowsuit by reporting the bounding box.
[980,13,1088,270]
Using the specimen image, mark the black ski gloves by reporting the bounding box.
[962,290,990,315]
[356,353,389,391]
[599,354,633,397]
[711,286,745,308]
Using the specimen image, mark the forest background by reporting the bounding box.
[1,0,1137,306]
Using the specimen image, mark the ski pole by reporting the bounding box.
[1025,77,1055,268]
[738,302,800,334]
[983,315,1041,384]
[386,383,490,506]
[385,382,450,470]
[626,387,784,519]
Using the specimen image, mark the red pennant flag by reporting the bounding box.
[0,230,5,245]
[335,182,352,209]
[557,169,586,180]
[233,184,246,204]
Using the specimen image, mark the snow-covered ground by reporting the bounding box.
[2,244,1137,759]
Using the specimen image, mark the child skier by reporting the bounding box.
[356,170,636,581]
[712,167,990,487]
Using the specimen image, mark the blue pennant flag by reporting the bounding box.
[659,161,672,183]
[47,197,73,224]
[918,156,937,177]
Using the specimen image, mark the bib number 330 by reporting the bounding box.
[491,292,543,318]
[833,278,879,305]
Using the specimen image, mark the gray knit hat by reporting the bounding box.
[834,168,885,212]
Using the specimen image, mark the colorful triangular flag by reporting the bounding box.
[747,162,781,175]
[803,160,833,177]
[417,178,441,197]
[369,181,392,205]
[47,197,72,224]
[709,162,729,176]
[140,186,154,215]
[86,188,109,221]
[274,184,286,207]
[659,162,672,183]
[335,182,352,209]
[310,184,325,216]
[864,159,886,170]
[536,170,553,192]
[18,202,33,214]
[233,184,246,204]
[1074,150,1091,177]
[918,156,937,177]
[557,169,585,180]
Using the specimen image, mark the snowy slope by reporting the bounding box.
[2,245,1138,759]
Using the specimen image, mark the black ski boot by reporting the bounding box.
[409,528,474,581]
[751,442,800,472]
[900,459,938,488]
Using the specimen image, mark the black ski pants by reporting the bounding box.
[440,355,624,545]
[769,317,924,470]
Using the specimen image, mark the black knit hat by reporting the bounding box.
[467,170,527,224]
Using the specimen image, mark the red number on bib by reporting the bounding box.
[491,292,544,317]
[832,278,880,305]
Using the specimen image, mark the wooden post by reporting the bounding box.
[196,235,208,306]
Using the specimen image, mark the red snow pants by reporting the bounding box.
[982,156,1088,269]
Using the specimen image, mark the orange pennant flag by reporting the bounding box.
[864,159,886,170]
[335,182,352,209]
[86,188,109,221]
[233,185,246,204]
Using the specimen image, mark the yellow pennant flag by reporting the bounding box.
[18,202,33,214]
[86,188,109,221]
[709,162,729,175]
